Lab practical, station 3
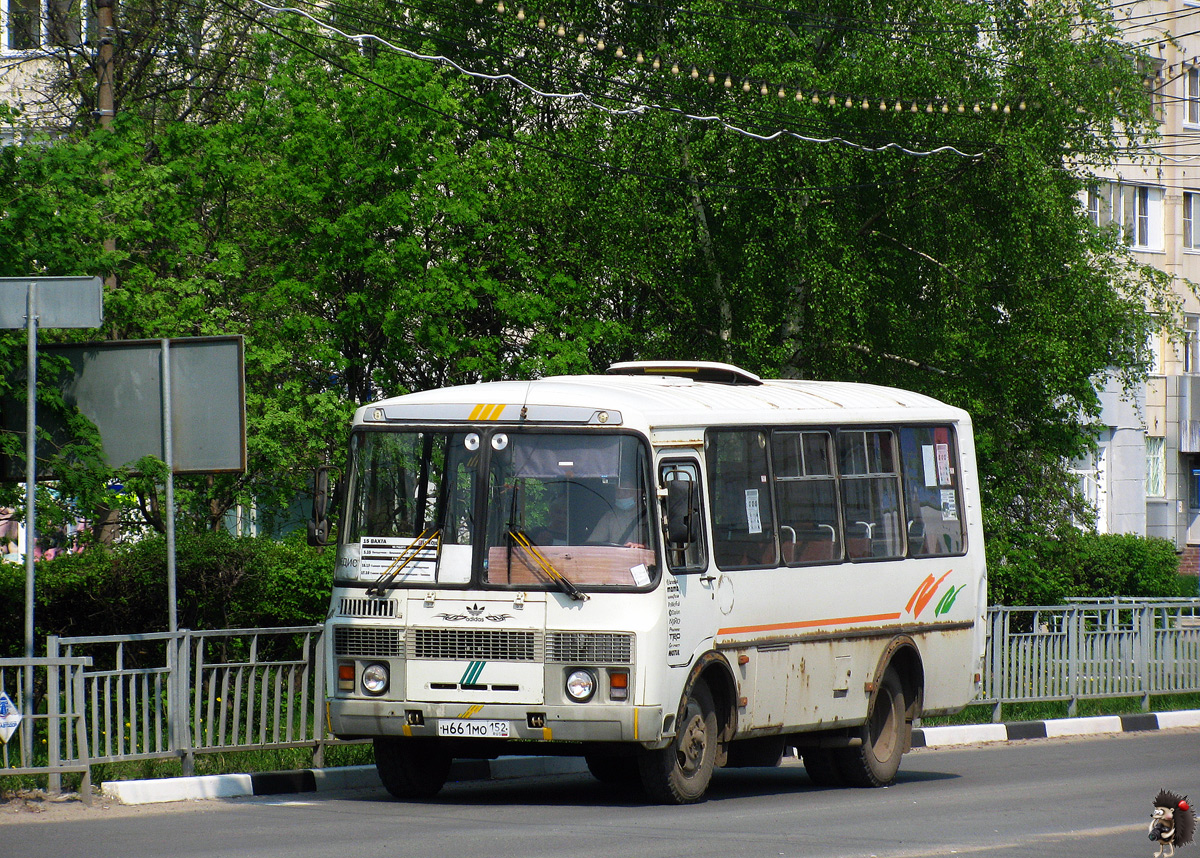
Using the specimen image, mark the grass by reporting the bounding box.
[919,691,1200,726]
[1,741,375,798]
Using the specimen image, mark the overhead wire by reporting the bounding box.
[210,0,953,195]
[251,0,995,158]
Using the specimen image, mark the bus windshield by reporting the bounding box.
[344,429,657,591]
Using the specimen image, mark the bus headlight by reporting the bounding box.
[565,669,596,702]
[362,662,389,696]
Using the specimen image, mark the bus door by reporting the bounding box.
[659,458,718,668]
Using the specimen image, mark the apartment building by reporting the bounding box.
[0,0,89,140]
[1080,3,1200,574]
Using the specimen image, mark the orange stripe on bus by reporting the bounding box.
[718,612,902,636]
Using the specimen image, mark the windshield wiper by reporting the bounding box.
[367,529,441,596]
[508,530,589,602]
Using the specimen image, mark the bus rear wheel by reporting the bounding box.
[374,737,452,800]
[834,667,907,787]
[638,679,718,804]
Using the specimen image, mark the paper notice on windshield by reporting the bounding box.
[630,563,651,587]
[360,536,437,583]
[745,489,762,534]
[941,489,959,521]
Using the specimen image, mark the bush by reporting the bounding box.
[0,532,334,656]
[986,529,1189,606]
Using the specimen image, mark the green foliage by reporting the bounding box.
[0,534,334,656]
[0,0,1184,560]
[986,530,1190,606]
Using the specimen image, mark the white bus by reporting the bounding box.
[311,361,987,803]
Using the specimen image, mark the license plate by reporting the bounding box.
[437,719,510,739]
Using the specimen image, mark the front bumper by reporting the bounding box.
[329,697,664,744]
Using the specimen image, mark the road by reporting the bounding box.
[3,729,1196,858]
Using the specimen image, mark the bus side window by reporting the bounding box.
[772,430,842,565]
[898,426,966,556]
[837,429,903,560]
[706,430,778,569]
[659,460,707,572]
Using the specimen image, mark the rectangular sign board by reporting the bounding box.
[1,336,246,478]
[0,277,103,329]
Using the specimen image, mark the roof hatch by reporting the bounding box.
[606,360,763,386]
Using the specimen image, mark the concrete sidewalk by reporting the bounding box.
[101,708,1200,805]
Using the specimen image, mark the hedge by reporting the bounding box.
[986,530,1192,606]
[0,531,334,656]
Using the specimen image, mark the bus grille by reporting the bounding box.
[546,632,633,665]
[338,597,398,618]
[334,626,404,657]
[410,628,539,662]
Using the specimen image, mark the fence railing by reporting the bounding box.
[45,626,330,780]
[981,599,1200,720]
[0,656,94,804]
[5,599,1200,795]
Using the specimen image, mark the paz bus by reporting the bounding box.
[309,361,987,804]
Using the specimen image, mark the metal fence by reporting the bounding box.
[981,599,1200,720]
[45,626,330,781]
[0,656,94,804]
[4,599,1200,795]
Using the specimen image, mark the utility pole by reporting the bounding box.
[96,0,115,130]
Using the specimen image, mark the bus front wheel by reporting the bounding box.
[374,737,452,800]
[834,667,907,787]
[638,679,718,804]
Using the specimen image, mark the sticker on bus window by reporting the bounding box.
[745,489,762,534]
[922,445,937,488]
[631,563,651,587]
[936,443,952,486]
[941,488,959,521]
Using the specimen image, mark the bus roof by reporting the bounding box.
[354,365,970,431]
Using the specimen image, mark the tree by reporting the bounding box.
[0,0,1181,562]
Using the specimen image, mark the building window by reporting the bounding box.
[1087,186,1105,226]
[1185,316,1200,373]
[1088,183,1163,250]
[3,0,85,51]
[1146,436,1166,497]
[1112,183,1164,250]
[1189,68,1200,126]
[1185,192,1200,252]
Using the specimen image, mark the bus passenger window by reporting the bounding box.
[837,430,903,560]
[899,426,966,556]
[707,430,778,568]
[772,431,842,565]
[660,461,707,572]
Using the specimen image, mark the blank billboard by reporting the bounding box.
[2,336,245,478]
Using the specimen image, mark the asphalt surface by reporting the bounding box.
[95,707,1200,804]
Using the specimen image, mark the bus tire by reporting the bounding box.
[834,667,906,787]
[374,737,452,800]
[638,679,718,804]
[801,748,845,787]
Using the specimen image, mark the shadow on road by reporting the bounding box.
[351,761,961,809]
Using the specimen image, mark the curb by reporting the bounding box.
[911,708,1200,748]
[101,709,1200,805]
[101,757,589,806]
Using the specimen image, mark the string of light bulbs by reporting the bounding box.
[470,0,1033,121]
[249,0,994,158]
[216,0,956,196]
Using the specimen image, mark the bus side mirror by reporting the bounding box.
[665,479,696,545]
[308,465,338,547]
